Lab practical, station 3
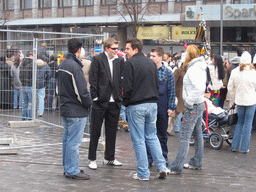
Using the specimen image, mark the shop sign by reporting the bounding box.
[172,26,196,40]
[137,26,169,40]
[185,4,256,21]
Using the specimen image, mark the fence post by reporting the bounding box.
[32,38,38,120]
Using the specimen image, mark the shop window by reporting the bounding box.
[101,0,117,5]
[79,0,94,6]
[58,0,72,7]
[232,0,256,3]
[21,0,32,9]
[39,0,52,8]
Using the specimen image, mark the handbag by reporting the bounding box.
[228,110,238,126]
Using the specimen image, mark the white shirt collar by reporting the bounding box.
[104,51,118,61]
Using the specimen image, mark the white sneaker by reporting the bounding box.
[103,159,122,166]
[132,173,149,181]
[88,160,97,170]
[183,163,201,170]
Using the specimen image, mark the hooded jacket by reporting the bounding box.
[37,59,51,89]
[56,53,92,117]
[183,56,207,109]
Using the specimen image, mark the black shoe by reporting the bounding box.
[65,172,90,180]
[64,169,84,176]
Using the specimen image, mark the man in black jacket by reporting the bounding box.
[122,39,169,181]
[19,50,33,121]
[88,38,124,170]
[57,38,92,180]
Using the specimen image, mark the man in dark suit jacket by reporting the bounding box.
[88,38,124,170]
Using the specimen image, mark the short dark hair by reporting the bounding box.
[127,38,143,53]
[49,53,57,61]
[237,47,245,57]
[151,47,164,57]
[68,39,82,55]
[26,50,33,57]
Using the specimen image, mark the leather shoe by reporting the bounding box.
[65,172,90,180]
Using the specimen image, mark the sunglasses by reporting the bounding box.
[110,47,118,50]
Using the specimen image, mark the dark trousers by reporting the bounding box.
[88,102,120,161]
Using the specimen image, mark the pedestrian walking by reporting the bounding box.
[228,51,256,154]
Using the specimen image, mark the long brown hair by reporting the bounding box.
[240,63,255,71]
[182,44,200,71]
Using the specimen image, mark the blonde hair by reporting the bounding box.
[240,63,255,71]
[182,44,200,71]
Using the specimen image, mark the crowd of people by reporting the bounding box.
[1,38,256,181]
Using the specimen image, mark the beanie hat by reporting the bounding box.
[240,51,251,64]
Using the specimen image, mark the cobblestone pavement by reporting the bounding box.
[0,119,256,192]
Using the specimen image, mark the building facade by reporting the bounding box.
[1,0,256,54]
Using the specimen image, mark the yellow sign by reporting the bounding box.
[137,26,169,40]
[172,26,196,40]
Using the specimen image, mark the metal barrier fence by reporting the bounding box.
[0,29,106,152]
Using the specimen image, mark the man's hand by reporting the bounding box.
[167,110,174,116]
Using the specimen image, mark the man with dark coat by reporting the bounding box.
[57,38,92,180]
[88,38,124,170]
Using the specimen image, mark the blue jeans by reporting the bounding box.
[21,86,32,121]
[120,104,127,122]
[46,78,56,110]
[62,116,87,176]
[169,102,205,173]
[13,88,23,109]
[174,113,182,133]
[232,105,256,153]
[127,103,167,179]
[37,87,45,115]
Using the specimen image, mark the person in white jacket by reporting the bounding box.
[208,55,225,107]
[168,45,207,173]
[228,51,256,154]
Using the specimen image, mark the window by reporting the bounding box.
[7,0,15,10]
[101,0,117,5]
[39,0,52,8]
[21,0,32,9]
[175,0,196,2]
[79,0,94,6]
[124,0,142,3]
[58,0,72,7]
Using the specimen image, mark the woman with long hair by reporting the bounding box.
[207,55,225,107]
[228,51,256,154]
[168,44,207,173]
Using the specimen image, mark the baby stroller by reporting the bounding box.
[190,103,237,150]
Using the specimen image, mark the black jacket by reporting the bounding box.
[89,52,124,108]
[20,57,33,87]
[122,52,159,107]
[57,53,92,117]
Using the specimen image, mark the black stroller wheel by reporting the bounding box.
[190,136,195,146]
[209,132,223,150]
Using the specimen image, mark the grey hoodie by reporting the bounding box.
[182,56,207,109]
